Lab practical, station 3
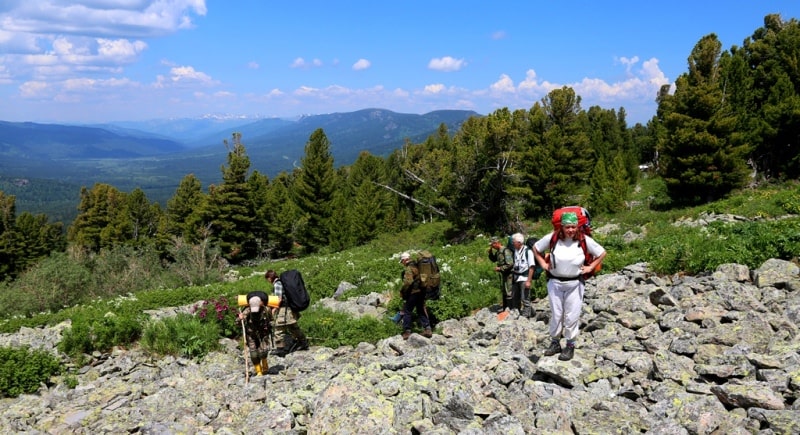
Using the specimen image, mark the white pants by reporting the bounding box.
[547,279,585,341]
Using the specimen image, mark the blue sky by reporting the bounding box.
[1,1,799,126]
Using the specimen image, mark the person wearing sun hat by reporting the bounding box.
[237,291,273,376]
[531,211,606,361]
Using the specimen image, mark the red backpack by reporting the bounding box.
[546,206,600,279]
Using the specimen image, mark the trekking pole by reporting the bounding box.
[240,311,249,384]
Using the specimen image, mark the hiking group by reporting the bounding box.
[238,205,604,379]
[489,206,606,361]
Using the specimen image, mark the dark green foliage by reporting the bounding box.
[0,191,66,282]
[204,133,257,261]
[0,346,62,398]
[68,183,128,251]
[298,308,399,348]
[140,313,221,359]
[293,128,336,252]
[262,172,300,257]
[164,174,206,243]
[4,251,93,316]
[58,311,143,358]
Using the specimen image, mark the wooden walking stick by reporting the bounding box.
[241,313,249,384]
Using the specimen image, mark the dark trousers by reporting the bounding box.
[402,291,430,331]
[511,280,525,311]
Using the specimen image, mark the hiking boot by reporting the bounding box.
[271,348,287,357]
[544,340,561,356]
[402,330,411,340]
[558,345,575,361]
[295,340,309,351]
[422,328,433,338]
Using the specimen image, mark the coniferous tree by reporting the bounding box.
[263,171,300,257]
[736,14,800,180]
[247,170,271,257]
[659,34,750,204]
[347,152,392,246]
[122,188,161,247]
[538,87,592,211]
[68,183,127,252]
[204,133,256,261]
[0,192,21,280]
[589,154,629,214]
[293,128,336,252]
[165,174,206,243]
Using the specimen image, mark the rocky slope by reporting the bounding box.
[0,259,799,434]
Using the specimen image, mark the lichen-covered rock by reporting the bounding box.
[0,259,798,433]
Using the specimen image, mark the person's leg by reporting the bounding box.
[562,282,584,342]
[401,297,413,338]
[511,281,522,311]
[544,280,565,356]
[520,284,532,317]
[288,324,308,350]
[502,275,513,310]
[413,293,431,337]
[547,281,566,337]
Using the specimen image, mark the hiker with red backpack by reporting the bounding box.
[532,208,606,361]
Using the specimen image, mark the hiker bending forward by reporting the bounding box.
[237,292,272,376]
[265,270,309,356]
[532,212,606,361]
[399,252,432,339]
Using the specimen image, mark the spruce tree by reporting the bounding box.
[165,174,206,243]
[204,133,256,261]
[293,128,336,252]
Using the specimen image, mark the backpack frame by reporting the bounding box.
[547,206,600,279]
[416,251,441,300]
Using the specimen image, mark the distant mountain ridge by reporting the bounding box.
[0,120,187,159]
[0,108,480,221]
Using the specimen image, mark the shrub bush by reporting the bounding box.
[140,313,221,359]
[4,252,93,316]
[58,311,144,358]
[0,346,61,398]
[299,308,398,348]
[191,296,239,338]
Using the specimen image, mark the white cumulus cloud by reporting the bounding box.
[352,58,371,71]
[428,56,465,72]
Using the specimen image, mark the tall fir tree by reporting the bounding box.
[293,128,336,252]
[164,174,207,243]
[204,133,256,261]
[68,183,127,252]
